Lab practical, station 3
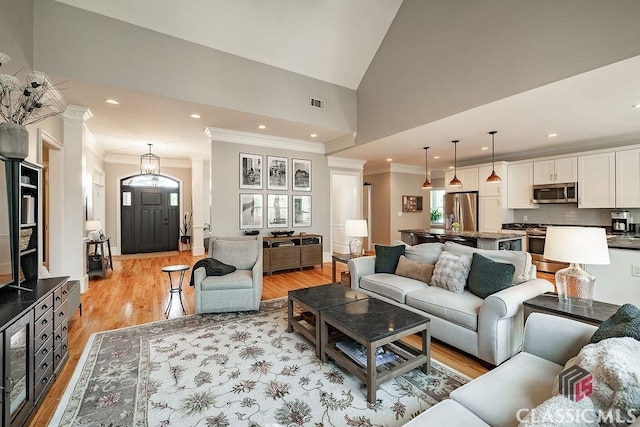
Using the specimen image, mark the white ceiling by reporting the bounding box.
[50,1,640,174]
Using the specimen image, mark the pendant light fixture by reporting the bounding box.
[449,140,462,187]
[421,146,432,189]
[486,131,502,183]
[140,143,160,175]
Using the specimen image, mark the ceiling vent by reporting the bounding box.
[310,97,325,110]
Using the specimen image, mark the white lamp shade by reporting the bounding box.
[344,219,368,237]
[85,220,102,231]
[543,226,610,265]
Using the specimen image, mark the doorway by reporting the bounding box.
[120,175,180,254]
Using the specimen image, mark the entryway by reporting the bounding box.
[120,175,180,254]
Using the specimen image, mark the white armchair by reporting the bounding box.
[193,236,263,314]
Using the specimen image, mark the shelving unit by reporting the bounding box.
[263,234,323,274]
[17,162,40,285]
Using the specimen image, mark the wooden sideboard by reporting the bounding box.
[263,234,323,274]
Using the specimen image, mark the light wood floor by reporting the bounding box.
[30,252,489,426]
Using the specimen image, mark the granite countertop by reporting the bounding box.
[605,234,640,250]
[398,229,526,240]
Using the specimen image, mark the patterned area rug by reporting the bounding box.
[50,299,469,426]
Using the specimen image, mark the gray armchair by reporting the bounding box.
[193,236,263,314]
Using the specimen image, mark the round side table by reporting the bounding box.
[162,264,190,318]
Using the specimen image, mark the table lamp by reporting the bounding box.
[543,226,610,307]
[344,219,368,257]
[85,220,103,241]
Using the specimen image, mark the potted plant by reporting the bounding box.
[180,212,192,244]
[430,209,442,223]
[451,222,461,233]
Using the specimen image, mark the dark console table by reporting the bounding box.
[86,237,113,279]
[523,293,620,326]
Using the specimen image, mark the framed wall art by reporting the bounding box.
[239,153,262,189]
[292,158,311,192]
[239,193,263,229]
[267,155,288,190]
[267,194,288,228]
[292,195,311,227]
[402,195,423,212]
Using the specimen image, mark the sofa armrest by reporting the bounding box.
[347,256,375,289]
[193,266,206,289]
[523,312,597,366]
[477,278,554,365]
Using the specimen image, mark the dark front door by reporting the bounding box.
[121,180,179,254]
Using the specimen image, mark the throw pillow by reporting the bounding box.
[392,240,443,264]
[430,251,472,293]
[589,303,640,344]
[395,256,435,284]
[467,253,516,299]
[374,244,405,273]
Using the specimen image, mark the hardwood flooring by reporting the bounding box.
[30,251,489,426]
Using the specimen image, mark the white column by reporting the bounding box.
[190,157,205,256]
[59,106,92,292]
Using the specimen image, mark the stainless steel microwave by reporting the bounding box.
[532,183,577,203]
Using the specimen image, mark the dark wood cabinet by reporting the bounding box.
[263,234,323,274]
[16,163,40,287]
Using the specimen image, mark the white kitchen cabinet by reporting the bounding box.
[507,162,538,209]
[479,196,503,232]
[533,157,577,185]
[578,152,615,208]
[445,168,479,192]
[478,162,508,197]
[615,149,640,208]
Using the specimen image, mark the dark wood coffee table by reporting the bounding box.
[287,283,368,357]
[319,298,430,403]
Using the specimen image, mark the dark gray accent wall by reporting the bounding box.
[357,0,640,144]
[33,0,356,133]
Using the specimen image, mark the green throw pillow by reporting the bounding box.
[467,253,515,299]
[590,303,640,344]
[374,245,405,273]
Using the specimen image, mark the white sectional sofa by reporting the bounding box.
[348,241,554,365]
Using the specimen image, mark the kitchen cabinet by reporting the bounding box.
[615,149,640,208]
[478,197,503,233]
[507,163,538,209]
[533,157,577,185]
[578,152,615,208]
[478,163,508,197]
[445,168,478,192]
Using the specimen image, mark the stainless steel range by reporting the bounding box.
[525,226,569,274]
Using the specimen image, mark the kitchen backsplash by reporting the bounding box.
[513,205,640,226]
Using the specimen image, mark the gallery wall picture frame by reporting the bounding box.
[267,194,289,228]
[292,158,312,192]
[239,153,263,190]
[292,195,312,227]
[239,193,264,229]
[267,155,288,190]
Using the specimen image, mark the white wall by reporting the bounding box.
[588,248,640,307]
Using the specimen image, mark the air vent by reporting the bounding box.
[310,97,325,110]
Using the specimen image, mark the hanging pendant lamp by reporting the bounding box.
[421,146,432,189]
[449,140,462,187]
[140,143,160,175]
[486,131,502,183]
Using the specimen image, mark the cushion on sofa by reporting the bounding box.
[200,270,254,291]
[406,286,483,331]
[431,251,472,293]
[212,239,259,270]
[518,395,598,427]
[444,241,532,284]
[393,240,443,264]
[360,273,428,303]
[589,303,640,344]
[374,244,405,273]
[395,256,435,283]
[467,253,516,299]
[404,399,490,427]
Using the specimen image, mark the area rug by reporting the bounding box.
[50,299,469,427]
[113,251,180,260]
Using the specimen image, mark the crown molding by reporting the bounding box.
[104,153,192,169]
[327,156,366,170]
[205,127,325,154]
[84,128,106,158]
[325,132,357,154]
[62,105,93,123]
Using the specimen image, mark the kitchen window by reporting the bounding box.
[430,189,445,225]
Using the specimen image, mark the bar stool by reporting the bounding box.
[162,264,190,318]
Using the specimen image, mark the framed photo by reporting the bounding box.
[267,155,288,190]
[292,158,311,192]
[402,195,423,212]
[239,194,263,229]
[239,153,262,189]
[267,194,288,228]
[292,195,311,227]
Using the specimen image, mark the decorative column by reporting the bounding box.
[190,156,205,256]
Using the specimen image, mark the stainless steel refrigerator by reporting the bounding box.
[443,191,479,231]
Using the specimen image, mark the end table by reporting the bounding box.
[523,293,620,326]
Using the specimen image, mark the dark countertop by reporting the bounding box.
[605,234,640,250]
[398,229,526,240]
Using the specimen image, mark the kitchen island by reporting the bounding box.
[399,229,525,250]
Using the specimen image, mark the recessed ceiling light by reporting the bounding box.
[481,146,489,150]
[633,104,640,109]
[310,133,318,138]
[258,125,266,129]
[190,114,201,119]
[547,133,558,138]
[386,158,393,162]
[449,166,454,169]
[105,99,120,105]
[433,156,440,159]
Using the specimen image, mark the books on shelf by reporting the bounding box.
[21,195,35,224]
[335,338,395,367]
